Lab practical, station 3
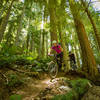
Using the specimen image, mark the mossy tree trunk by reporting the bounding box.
[59,26,70,71]
[72,32,81,68]
[57,0,70,71]
[69,0,99,78]
[48,0,58,44]
[5,22,14,45]
[0,1,8,18]
[15,1,26,46]
[30,33,34,53]
[46,33,48,57]
[0,0,14,43]
[81,0,100,50]
[41,31,45,58]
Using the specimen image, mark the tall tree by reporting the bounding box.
[41,30,45,58]
[15,1,26,46]
[81,0,100,50]
[57,0,70,71]
[0,1,8,18]
[69,0,99,78]
[48,0,58,44]
[0,0,14,43]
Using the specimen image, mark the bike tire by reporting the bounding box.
[48,62,58,79]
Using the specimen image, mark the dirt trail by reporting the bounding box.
[14,76,51,100]
[12,72,69,100]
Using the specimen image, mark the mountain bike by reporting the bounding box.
[48,54,61,79]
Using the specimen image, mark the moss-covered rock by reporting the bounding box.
[52,78,91,100]
[81,86,100,100]
[70,79,91,97]
[52,90,78,100]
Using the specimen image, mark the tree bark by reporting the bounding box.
[5,22,14,45]
[15,2,26,46]
[69,0,99,78]
[60,31,70,71]
[81,0,100,50]
[74,45,81,68]
[46,33,48,57]
[48,0,58,45]
[0,0,14,43]
[72,32,81,68]
[0,1,8,18]
[41,31,45,58]
[30,33,34,52]
[26,32,30,54]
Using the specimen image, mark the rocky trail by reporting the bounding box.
[1,67,100,100]
[11,72,72,100]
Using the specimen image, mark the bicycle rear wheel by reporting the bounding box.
[48,62,58,79]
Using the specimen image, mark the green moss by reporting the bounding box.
[70,79,90,96]
[7,74,24,87]
[9,94,22,100]
[52,90,78,100]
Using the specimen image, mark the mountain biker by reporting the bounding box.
[69,51,77,70]
[50,40,63,70]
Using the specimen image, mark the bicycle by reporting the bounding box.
[47,54,62,79]
[47,54,77,79]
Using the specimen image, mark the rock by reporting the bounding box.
[59,86,71,92]
[35,77,72,99]
[81,86,100,100]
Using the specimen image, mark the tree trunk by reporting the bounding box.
[5,22,14,45]
[58,22,70,71]
[30,33,34,53]
[81,0,100,50]
[72,32,81,68]
[15,2,25,46]
[0,1,8,18]
[69,0,99,78]
[74,45,81,68]
[38,31,42,58]
[60,31,70,71]
[41,31,45,58]
[0,0,14,43]
[46,34,48,57]
[48,0,58,44]
[26,33,30,54]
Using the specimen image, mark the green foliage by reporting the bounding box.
[7,74,24,87]
[52,90,78,100]
[0,54,35,68]
[0,55,17,67]
[0,44,22,56]
[70,79,90,96]
[15,55,33,65]
[9,94,22,100]
[31,58,51,72]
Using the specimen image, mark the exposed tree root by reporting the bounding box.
[6,66,40,78]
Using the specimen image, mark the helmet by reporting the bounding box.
[52,40,57,44]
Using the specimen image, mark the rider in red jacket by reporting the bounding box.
[50,40,63,70]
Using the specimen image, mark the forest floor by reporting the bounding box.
[0,66,75,100]
[1,65,100,100]
[9,71,71,100]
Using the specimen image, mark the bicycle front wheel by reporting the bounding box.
[48,62,58,79]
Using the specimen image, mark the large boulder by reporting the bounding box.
[81,86,100,100]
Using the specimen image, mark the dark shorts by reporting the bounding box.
[56,52,63,67]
